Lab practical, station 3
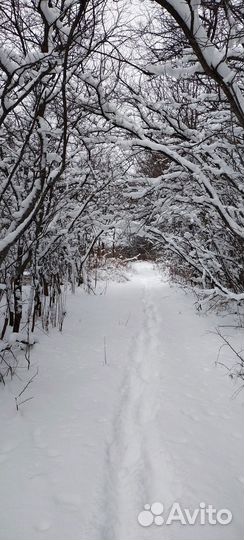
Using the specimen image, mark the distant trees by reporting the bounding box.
[89,0,244,304]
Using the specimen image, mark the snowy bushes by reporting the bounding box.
[0,0,127,379]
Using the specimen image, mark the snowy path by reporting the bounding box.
[0,263,243,540]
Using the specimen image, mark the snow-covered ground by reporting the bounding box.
[0,262,243,540]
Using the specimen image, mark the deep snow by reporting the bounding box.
[0,262,243,540]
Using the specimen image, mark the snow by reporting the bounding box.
[39,0,60,26]
[0,262,243,540]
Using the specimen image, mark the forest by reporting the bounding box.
[0,2,243,539]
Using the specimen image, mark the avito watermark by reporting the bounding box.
[138,502,232,527]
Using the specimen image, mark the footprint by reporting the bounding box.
[32,428,48,449]
[35,520,51,532]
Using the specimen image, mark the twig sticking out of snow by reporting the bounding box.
[103,336,108,366]
[15,369,38,411]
